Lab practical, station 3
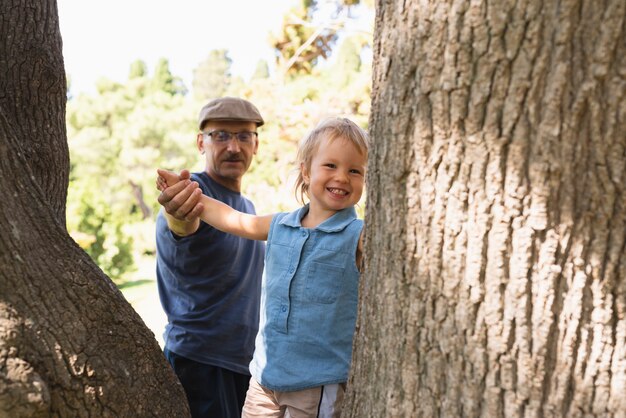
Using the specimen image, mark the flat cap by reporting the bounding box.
[198,97,264,129]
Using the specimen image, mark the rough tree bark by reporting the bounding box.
[0,1,190,417]
[346,0,625,417]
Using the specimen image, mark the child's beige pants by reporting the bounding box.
[242,378,345,418]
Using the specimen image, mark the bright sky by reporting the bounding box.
[57,0,298,95]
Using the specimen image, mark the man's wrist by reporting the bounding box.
[165,214,200,237]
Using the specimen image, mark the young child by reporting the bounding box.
[157,117,368,417]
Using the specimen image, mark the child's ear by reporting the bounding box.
[300,163,310,184]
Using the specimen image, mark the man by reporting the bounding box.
[156,97,265,418]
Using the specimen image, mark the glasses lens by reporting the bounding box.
[211,131,231,142]
[236,132,254,143]
[206,131,256,143]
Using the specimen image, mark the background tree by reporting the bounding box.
[0,1,189,416]
[151,58,187,96]
[128,59,148,80]
[270,0,339,74]
[345,0,626,417]
[66,63,196,282]
[191,49,232,100]
[251,59,270,80]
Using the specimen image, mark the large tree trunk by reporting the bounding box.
[0,1,190,416]
[346,0,626,417]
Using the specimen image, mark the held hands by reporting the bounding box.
[158,169,272,241]
[156,169,204,222]
[156,168,186,191]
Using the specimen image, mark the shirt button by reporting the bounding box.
[301,231,307,237]
[288,266,295,273]
[281,305,287,312]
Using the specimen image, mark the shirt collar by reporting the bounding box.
[279,204,358,233]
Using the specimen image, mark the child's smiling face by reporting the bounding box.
[302,135,367,214]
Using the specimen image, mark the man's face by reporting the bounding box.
[197,120,259,190]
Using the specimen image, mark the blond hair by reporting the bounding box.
[295,117,369,204]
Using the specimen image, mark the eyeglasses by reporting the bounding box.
[203,130,258,144]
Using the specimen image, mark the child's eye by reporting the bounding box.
[324,163,336,168]
[350,169,363,175]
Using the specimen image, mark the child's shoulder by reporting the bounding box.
[270,211,291,225]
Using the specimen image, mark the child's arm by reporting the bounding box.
[157,169,272,241]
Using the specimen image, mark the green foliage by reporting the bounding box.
[269,0,373,76]
[252,60,270,80]
[270,1,339,75]
[66,175,135,279]
[66,63,198,282]
[151,58,187,96]
[331,36,361,87]
[192,49,232,100]
[129,60,148,79]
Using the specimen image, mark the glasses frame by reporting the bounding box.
[202,130,258,144]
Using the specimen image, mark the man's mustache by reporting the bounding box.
[223,153,243,162]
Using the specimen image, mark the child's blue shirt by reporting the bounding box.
[250,204,362,391]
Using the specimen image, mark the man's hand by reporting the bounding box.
[156,169,204,235]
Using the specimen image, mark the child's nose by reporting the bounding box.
[336,171,349,183]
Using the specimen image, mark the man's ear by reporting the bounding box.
[197,133,205,154]
[253,136,259,155]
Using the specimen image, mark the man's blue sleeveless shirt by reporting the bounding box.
[156,172,265,374]
[250,205,362,391]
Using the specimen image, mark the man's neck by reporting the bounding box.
[205,170,242,193]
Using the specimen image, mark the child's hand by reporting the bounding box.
[156,169,190,191]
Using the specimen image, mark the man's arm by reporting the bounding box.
[158,169,271,241]
[157,169,204,237]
